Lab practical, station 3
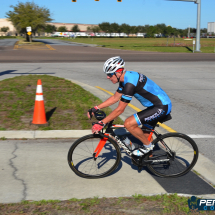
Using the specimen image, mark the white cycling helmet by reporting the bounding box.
[103,56,125,74]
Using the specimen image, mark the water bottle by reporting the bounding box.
[122,136,135,150]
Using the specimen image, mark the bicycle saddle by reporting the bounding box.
[158,114,172,123]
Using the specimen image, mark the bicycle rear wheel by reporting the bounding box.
[68,134,121,179]
[146,133,199,178]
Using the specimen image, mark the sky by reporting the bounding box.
[0,0,214,30]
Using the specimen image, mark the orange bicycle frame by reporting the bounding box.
[94,125,154,158]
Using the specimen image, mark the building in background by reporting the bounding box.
[0,18,97,36]
[0,18,17,36]
[207,22,215,34]
[47,22,97,32]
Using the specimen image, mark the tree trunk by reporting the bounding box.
[26,33,29,42]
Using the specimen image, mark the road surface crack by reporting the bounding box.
[9,142,27,201]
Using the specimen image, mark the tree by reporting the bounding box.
[91,26,100,34]
[57,26,68,32]
[147,26,156,37]
[110,23,120,33]
[6,1,52,41]
[164,26,173,37]
[130,26,138,36]
[1,26,9,33]
[201,28,207,33]
[155,23,166,35]
[99,22,110,33]
[71,25,80,32]
[45,24,56,33]
[120,23,131,37]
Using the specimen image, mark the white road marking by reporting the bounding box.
[188,135,215,138]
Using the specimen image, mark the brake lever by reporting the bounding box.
[88,109,93,120]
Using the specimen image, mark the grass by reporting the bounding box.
[132,193,190,214]
[38,36,215,53]
[0,36,16,39]
[0,194,211,214]
[18,37,45,46]
[0,75,123,130]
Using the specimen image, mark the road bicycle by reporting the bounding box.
[68,110,199,179]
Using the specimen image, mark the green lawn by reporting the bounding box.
[38,36,215,53]
[0,75,123,130]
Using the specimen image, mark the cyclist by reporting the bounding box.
[87,56,172,156]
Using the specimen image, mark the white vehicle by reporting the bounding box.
[119,33,128,37]
[136,33,145,37]
[75,32,88,37]
[51,32,64,37]
[105,33,111,37]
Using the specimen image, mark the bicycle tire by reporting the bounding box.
[146,133,199,178]
[68,134,121,179]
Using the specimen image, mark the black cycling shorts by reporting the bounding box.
[133,105,169,129]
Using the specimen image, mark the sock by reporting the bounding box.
[144,143,152,148]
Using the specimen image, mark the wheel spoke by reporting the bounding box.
[147,133,198,177]
[68,135,120,178]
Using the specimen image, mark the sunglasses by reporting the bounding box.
[107,73,115,77]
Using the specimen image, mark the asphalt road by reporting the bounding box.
[0,38,215,63]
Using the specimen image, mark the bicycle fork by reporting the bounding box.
[93,134,109,159]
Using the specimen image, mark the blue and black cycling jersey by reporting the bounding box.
[117,71,172,115]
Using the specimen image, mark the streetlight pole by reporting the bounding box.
[195,0,201,52]
[168,0,201,52]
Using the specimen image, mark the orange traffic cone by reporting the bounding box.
[31,79,48,125]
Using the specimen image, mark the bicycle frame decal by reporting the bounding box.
[151,159,170,163]
[111,134,132,156]
[94,134,109,158]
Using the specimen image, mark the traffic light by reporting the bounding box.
[117,0,122,2]
[72,0,76,2]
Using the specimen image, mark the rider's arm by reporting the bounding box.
[87,91,122,119]
[102,101,128,124]
[97,91,122,109]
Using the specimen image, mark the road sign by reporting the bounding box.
[27,32,32,36]
[26,26,32,32]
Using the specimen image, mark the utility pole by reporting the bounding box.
[195,0,201,52]
[168,0,201,52]
[188,26,190,38]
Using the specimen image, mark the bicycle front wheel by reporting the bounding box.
[68,134,121,179]
[146,133,199,178]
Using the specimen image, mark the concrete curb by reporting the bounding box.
[0,130,91,139]
[57,40,98,47]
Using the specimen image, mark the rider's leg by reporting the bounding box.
[124,115,151,146]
